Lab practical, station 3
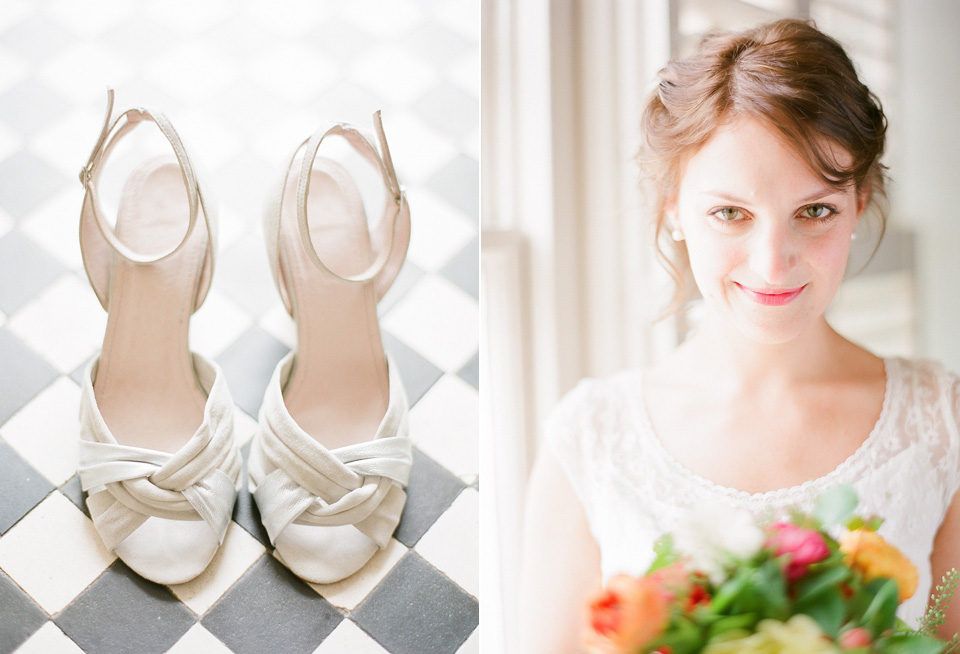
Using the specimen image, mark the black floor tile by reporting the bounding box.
[381,331,443,408]
[215,326,289,418]
[425,155,478,221]
[457,350,478,390]
[0,569,48,652]
[0,328,59,423]
[0,230,66,315]
[0,150,69,218]
[55,561,197,654]
[202,555,342,654]
[58,473,89,518]
[353,552,479,654]
[441,235,478,299]
[0,441,54,534]
[233,442,271,547]
[395,448,465,548]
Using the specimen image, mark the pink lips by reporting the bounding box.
[735,283,805,306]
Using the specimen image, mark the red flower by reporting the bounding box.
[766,523,830,581]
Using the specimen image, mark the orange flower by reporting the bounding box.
[584,574,669,653]
[839,529,918,602]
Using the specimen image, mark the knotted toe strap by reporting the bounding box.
[78,356,241,551]
[251,353,412,548]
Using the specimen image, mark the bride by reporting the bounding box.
[519,18,960,652]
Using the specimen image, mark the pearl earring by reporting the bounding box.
[671,229,684,242]
[851,232,858,241]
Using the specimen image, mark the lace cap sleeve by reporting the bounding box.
[936,366,960,512]
[545,375,628,514]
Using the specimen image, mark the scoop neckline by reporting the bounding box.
[631,357,897,504]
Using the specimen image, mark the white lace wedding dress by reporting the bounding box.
[549,357,960,626]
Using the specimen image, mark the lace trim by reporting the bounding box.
[625,357,899,509]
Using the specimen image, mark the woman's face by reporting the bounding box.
[671,117,864,345]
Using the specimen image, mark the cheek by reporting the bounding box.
[685,236,746,293]
[809,235,853,283]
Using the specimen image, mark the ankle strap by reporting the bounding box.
[264,112,411,311]
[79,89,217,311]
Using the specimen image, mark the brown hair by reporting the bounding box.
[639,18,888,314]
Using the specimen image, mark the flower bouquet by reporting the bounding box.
[585,487,958,654]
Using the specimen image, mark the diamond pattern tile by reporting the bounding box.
[202,555,343,654]
[55,561,197,654]
[0,569,47,653]
[0,1,477,651]
[353,552,479,654]
[0,442,53,534]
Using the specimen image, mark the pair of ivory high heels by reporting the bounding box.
[76,90,413,586]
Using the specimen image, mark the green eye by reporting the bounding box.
[714,207,741,221]
[802,204,834,219]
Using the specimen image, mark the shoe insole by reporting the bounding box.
[93,156,208,453]
[277,158,389,449]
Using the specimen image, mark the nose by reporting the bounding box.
[748,220,798,284]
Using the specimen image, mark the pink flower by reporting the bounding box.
[766,523,830,581]
[838,627,873,649]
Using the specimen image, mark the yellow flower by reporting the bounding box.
[704,615,840,654]
[839,529,918,602]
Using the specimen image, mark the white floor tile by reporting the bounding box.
[241,0,328,38]
[313,620,389,654]
[169,522,266,615]
[0,493,115,614]
[31,112,104,180]
[335,0,424,38]
[143,42,241,103]
[381,275,478,372]
[233,407,259,447]
[43,0,135,38]
[190,289,253,360]
[0,376,80,486]
[13,621,84,654]
[19,191,84,272]
[436,0,479,43]
[248,43,340,106]
[166,623,233,654]
[456,628,479,654]
[176,109,245,172]
[309,538,406,611]
[404,189,474,273]
[349,46,439,107]
[7,274,106,374]
[38,42,135,104]
[0,120,23,162]
[409,374,478,481]
[143,0,234,36]
[0,208,13,242]
[373,111,457,186]
[416,488,478,598]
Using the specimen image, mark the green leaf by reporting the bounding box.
[816,485,859,528]
[793,564,852,604]
[795,586,847,638]
[648,535,677,573]
[860,579,901,638]
[706,613,758,640]
[655,615,705,654]
[874,632,947,654]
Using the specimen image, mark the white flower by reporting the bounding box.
[672,502,765,583]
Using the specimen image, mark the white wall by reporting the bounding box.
[894,0,960,373]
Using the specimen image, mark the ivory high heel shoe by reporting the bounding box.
[77,90,241,585]
[248,113,413,584]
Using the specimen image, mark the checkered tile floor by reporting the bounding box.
[0,1,478,652]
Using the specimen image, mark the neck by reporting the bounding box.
[678,313,849,388]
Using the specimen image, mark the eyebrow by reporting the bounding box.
[699,187,848,205]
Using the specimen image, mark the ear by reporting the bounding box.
[855,186,870,217]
